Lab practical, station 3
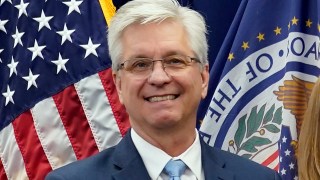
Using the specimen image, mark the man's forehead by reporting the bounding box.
[120,20,191,58]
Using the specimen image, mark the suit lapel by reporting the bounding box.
[201,138,235,180]
[110,129,235,180]
[111,129,151,180]
[112,157,150,180]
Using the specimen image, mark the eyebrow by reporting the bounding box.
[127,50,187,59]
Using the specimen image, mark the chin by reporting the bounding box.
[149,115,181,128]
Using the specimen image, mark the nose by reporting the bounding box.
[147,61,172,86]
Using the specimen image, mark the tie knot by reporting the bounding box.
[164,159,187,179]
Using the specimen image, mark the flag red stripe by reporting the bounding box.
[274,163,279,171]
[261,150,279,167]
[0,160,8,180]
[52,85,99,160]
[99,69,130,136]
[12,111,52,180]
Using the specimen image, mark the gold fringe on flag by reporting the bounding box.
[99,0,116,26]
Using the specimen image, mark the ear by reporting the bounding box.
[200,64,209,99]
[112,71,124,104]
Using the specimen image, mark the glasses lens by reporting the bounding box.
[120,55,198,77]
[126,58,153,73]
[163,55,190,69]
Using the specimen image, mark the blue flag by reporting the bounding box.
[199,0,320,179]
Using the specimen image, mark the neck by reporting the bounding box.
[132,125,196,157]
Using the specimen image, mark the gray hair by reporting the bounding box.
[107,0,208,71]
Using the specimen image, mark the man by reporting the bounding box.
[46,0,282,179]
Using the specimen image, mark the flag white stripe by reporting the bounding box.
[0,124,28,180]
[253,143,279,164]
[31,98,77,170]
[267,157,279,170]
[75,74,122,151]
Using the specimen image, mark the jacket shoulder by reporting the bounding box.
[45,147,117,180]
[201,140,282,180]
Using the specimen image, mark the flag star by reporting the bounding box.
[289,162,295,169]
[15,0,29,18]
[28,40,46,60]
[280,168,286,175]
[57,24,75,45]
[282,136,287,143]
[22,69,40,90]
[63,0,83,15]
[2,85,15,106]
[294,176,298,180]
[284,149,291,156]
[241,41,249,50]
[0,0,12,6]
[291,16,299,25]
[52,53,69,74]
[80,37,101,58]
[12,28,25,48]
[0,49,3,63]
[256,33,265,41]
[227,53,234,61]
[7,57,19,77]
[279,156,282,162]
[33,10,53,31]
[274,26,281,35]
[0,19,8,34]
[305,19,312,28]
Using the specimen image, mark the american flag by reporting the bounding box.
[278,126,298,180]
[0,0,130,179]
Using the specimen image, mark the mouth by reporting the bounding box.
[145,95,179,102]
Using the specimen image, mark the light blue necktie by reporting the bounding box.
[164,159,187,180]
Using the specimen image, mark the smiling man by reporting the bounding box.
[115,19,208,158]
[46,0,282,179]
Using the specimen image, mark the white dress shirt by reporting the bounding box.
[131,128,205,180]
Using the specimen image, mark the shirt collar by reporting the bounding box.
[174,129,202,180]
[131,128,202,180]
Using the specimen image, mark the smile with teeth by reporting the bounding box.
[147,95,177,102]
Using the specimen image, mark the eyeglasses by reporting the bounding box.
[117,54,201,76]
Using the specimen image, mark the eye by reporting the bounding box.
[129,59,152,71]
[164,56,187,67]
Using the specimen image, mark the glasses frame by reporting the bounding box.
[116,54,201,73]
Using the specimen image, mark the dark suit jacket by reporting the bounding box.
[46,129,282,180]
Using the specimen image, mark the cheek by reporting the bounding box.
[120,78,145,101]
